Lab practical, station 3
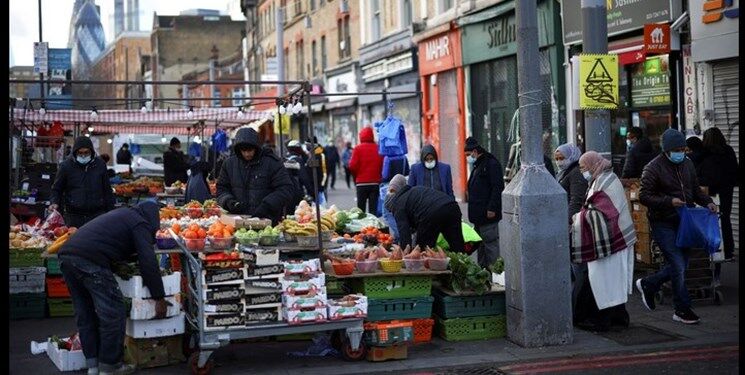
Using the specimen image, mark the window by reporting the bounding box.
[232,88,245,106]
[284,47,290,80]
[343,17,351,59]
[321,36,327,71]
[294,0,302,16]
[439,0,453,13]
[402,0,412,27]
[296,41,304,79]
[371,0,381,41]
[311,40,317,76]
[309,0,316,11]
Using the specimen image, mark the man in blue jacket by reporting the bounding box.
[408,144,454,198]
[464,137,504,267]
[58,201,168,375]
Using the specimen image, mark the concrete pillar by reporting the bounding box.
[500,0,573,348]
[581,0,611,156]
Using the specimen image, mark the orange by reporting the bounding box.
[197,228,207,238]
[223,229,232,238]
[172,223,181,235]
[225,225,235,234]
[189,224,200,232]
[183,230,197,239]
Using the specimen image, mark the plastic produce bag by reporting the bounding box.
[40,209,65,232]
[375,114,408,156]
[436,222,482,250]
[675,206,721,254]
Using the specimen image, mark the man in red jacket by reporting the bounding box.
[349,127,384,214]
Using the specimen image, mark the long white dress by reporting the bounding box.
[587,244,634,310]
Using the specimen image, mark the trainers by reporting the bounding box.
[99,364,135,375]
[673,308,700,324]
[636,278,656,311]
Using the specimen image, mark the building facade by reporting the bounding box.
[88,32,151,108]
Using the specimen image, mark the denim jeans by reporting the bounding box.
[644,223,691,311]
[59,254,127,370]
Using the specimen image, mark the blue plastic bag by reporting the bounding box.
[675,207,721,254]
[375,114,408,156]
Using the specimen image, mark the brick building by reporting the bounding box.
[88,31,151,108]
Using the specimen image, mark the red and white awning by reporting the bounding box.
[12,107,271,124]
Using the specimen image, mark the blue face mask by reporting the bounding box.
[76,155,92,164]
[667,151,686,164]
[467,155,476,165]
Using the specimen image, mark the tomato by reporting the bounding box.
[197,228,207,238]
[171,223,181,235]
[183,230,197,239]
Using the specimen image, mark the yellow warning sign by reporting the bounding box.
[274,113,291,134]
[579,54,619,109]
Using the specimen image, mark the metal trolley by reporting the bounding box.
[174,238,366,374]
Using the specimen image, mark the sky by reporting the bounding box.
[9,0,245,67]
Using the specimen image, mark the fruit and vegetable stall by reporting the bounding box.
[10,198,506,374]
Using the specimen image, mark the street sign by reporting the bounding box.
[578,54,619,109]
[33,42,49,74]
[644,24,671,54]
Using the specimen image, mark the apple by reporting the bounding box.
[53,226,68,238]
[67,227,77,235]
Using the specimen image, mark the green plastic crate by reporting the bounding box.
[46,257,62,275]
[9,248,45,268]
[10,293,47,320]
[48,298,75,317]
[435,315,506,342]
[433,288,505,319]
[367,297,433,321]
[325,277,347,296]
[351,275,432,299]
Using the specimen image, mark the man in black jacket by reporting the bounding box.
[464,137,504,267]
[217,128,294,224]
[384,174,465,252]
[622,127,656,178]
[636,128,716,325]
[58,201,168,375]
[115,143,132,166]
[49,136,115,228]
[323,143,340,190]
[163,137,189,186]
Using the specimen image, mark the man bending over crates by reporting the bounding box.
[58,201,169,375]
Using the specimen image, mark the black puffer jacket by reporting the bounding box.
[697,145,738,196]
[59,201,165,299]
[467,152,504,225]
[557,161,588,219]
[51,136,115,215]
[622,137,657,178]
[163,146,190,186]
[640,154,713,225]
[217,128,294,223]
[387,185,457,249]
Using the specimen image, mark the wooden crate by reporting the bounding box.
[634,232,652,265]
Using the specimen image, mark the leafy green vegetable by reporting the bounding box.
[335,212,350,233]
[488,257,504,274]
[446,251,492,295]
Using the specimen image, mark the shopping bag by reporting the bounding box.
[436,222,482,250]
[675,206,721,254]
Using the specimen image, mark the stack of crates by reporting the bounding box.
[45,256,76,317]
[9,266,47,319]
[624,180,662,266]
[432,286,506,342]
[363,320,413,361]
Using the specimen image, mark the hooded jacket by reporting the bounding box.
[622,137,657,178]
[51,136,115,215]
[163,145,190,186]
[216,128,294,223]
[58,201,165,299]
[184,161,212,203]
[386,185,457,249]
[557,161,588,219]
[348,127,384,185]
[116,147,132,165]
[408,145,454,198]
[467,151,504,225]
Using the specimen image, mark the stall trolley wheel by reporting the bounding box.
[190,351,215,375]
[341,327,366,361]
[714,290,724,305]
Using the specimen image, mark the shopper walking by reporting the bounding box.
[324,143,340,190]
[636,128,716,324]
[348,127,384,214]
[698,126,738,261]
[163,137,190,186]
[464,137,504,267]
[408,144,454,198]
[49,136,115,228]
[341,142,353,189]
[621,127,656,178]
[570,151,635,331]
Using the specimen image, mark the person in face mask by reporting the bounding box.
[554,143,588,222]
[621,127,656,179]
[408,144,454,198]
[50,136,115,228]
[463,137,504,267]
[635,128,716,326]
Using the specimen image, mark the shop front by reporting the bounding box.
[562,0,682,172]
[326,66,361,150]
[417,28,466,201]
[459,0,565,167]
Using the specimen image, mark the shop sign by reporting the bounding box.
[361,52,414,83]
[417,29,462,76]
[682,44,698,130]
[33,42,48,74]
[273,113,290,134]
[631,71,671,107]
[326,70,358,101]
[46,48,73,110]
[690,0,740,61]
[643,24,670,54]
[562,0,678,45]
[578,54,619,109]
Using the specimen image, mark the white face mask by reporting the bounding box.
[582,171,593,181]
[424,161,436,169]
[76,155,92,164]
[626,139,633,148]
[467,155,476,165]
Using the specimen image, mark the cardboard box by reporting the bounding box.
[247,263,285,278]
[202,267,247,285]
[283,288,328,310]
[245,292,283,307]
[204,300,245,314]
[283,306,328,325]
[283,259,322,275]
[367,344,408,362]
[129,294,182,320]
[46,338,87,371]
[123,335,184,369]
[116,272,181,299]
[327,294,368,320]
[220,215,271,229]
[204,313,246,330]
[635,232,652,264]
[631,202,647,213]
[245,278,282,295]
[280,273,326,295]
[198,253,244,269]
[204,284,245,303]
[246,305,282,325]
[242,248,280,266]
[126,312,185,338]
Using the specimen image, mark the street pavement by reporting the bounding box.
[9,181,739,374]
